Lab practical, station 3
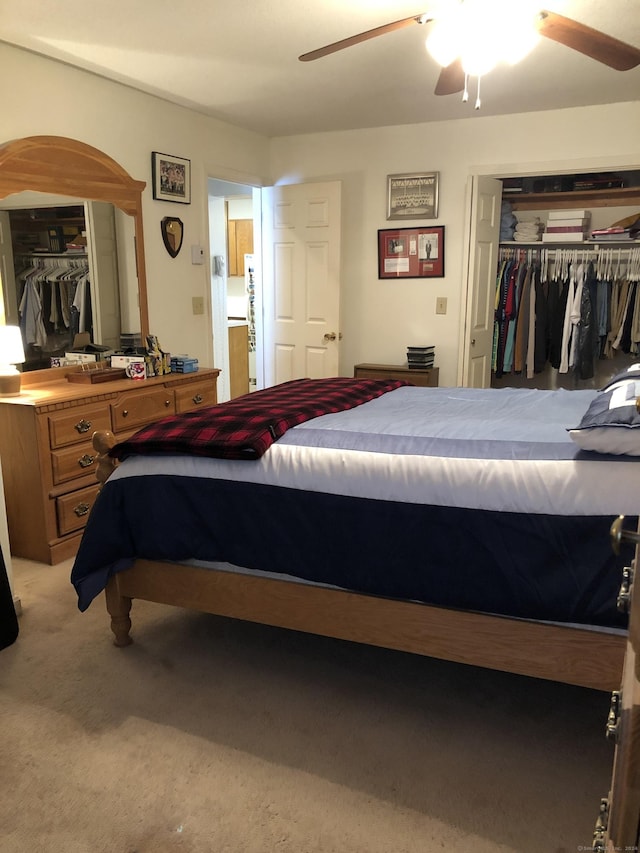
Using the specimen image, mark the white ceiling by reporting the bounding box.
[2,0,639,138]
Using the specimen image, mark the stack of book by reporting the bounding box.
[542,209,591,243]
[406,346,435,370]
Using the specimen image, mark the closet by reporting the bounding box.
[492,172,640,390]
[0,200,121,371]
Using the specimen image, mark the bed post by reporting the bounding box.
[93,430,118,486]
[104,576,133,646]
[93,430,133,645]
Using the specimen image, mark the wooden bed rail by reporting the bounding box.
[91,428,626,692]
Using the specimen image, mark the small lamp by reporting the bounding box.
[0,325,26,396]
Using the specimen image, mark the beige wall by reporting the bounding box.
[0,42,271,368]
[3,42,639,386]
[270,103,640,385]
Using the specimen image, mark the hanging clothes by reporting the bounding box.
[494,246,640,383]
[16,255,91,354]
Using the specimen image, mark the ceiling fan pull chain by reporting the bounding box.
[474,76,482,110]
[462,73,469,102]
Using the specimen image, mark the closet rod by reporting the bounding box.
[15,252,87,259]
[499,245,639,257]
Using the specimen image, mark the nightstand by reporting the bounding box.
[353,363,439,387]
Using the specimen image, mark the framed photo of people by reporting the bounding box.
[386,172,439,220]
[152,151,191,204]
[377,226,445,279]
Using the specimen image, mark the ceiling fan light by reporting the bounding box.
[461,46,498,78]
[492,0,540,64]
[502,30,540,65]
[426,23,459,68]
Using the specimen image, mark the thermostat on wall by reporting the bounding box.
[191,245,205,265]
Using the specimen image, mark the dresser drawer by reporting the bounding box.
[56,484,101,536]
[354,364,439,388]
[175,380,217,413]
[111,387,176,431]
[51,441,98,485]
[48,404,112,449]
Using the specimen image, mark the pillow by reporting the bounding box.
[601,363,640,391]
[569,376,640,455]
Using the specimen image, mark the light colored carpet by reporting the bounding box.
[1,557,614,853]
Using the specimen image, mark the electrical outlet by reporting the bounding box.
[192,296,205,315]
[436,297,447,315]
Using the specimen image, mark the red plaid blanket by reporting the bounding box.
[110,377,408,461]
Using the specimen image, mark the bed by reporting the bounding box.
[70,376,640,692]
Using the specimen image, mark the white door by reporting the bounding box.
[261,181,341,386]
[0,211,18,324]
[461,176,502,388]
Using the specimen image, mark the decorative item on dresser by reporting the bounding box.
[0,365,219,564]
[353,363,439,388]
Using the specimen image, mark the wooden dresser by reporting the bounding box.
[0,366,220,564]
[354,363,439,388]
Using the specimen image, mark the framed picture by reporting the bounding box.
[152,152,191,204]
[378,226,445,279]
[387,171,439,220]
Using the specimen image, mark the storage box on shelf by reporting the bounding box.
[0,365,220,564]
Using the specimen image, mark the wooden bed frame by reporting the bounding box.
[93,431,626,693]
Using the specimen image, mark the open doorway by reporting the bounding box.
[207,178,262,402]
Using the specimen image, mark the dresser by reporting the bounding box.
[0,366,220,564]
[354,363,439,388]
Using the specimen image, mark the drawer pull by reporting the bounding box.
[617,565,634,613]
[122,409,129,418]
[606,690,621,742]
[192,394,203,405]
[78,454,95,469]
[75,418,92,434]
[165,399,171,407]
[73,502,91,518]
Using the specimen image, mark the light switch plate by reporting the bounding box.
[191,245,204,265]
[436,297,447,315]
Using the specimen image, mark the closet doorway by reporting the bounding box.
[461,164,640,391]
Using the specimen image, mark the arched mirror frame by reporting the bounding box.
[0,134,149,339]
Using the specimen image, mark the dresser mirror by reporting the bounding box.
[0,135,149,370]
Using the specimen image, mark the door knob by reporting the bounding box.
[324,332,342,342]
[610,515,640,554]
[470,338,476,346]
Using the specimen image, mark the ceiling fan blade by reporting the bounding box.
[434,59,465,95]
[537,10,640,71]
[299,15,431,62]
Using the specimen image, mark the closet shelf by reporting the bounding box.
[505,186,640,211]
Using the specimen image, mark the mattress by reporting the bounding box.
[71,386,638,627]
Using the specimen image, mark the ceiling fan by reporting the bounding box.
[299,3,640,106]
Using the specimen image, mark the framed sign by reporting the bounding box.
[378,226,445,279]
[387,171,439,220]
[152,151,191,204]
